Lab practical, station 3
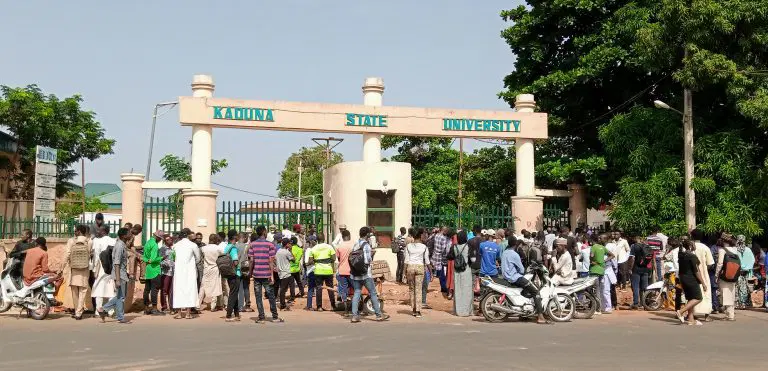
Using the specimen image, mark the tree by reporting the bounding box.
[55,191,109,221]
[0,85,115,218]
[277,146,342,205]
[158,154,228,182]
[158,154,228,218]
[500,1,768,236]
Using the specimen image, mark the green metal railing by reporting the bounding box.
[142,196,184,242]
[411,205,513,230]
[542,202,571,229]
[217,201,333,241]
[0,216,121,239]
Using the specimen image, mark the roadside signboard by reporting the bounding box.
[33,146,57,220]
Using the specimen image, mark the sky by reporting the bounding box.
[0,1,523,201]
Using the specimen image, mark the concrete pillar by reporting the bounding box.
[184,74,219,241]
[190,74,214,189]
[362,77,384,163]
[511,94,544,234]
[120,173,145,225]
[568,184,588,231]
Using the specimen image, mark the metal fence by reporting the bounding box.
[0,216,122,239]
[411,205,513,230]
[142,196,184,242]
[542,201,571,230]
[217,201,333,240]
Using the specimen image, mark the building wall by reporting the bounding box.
[324,161,411,275]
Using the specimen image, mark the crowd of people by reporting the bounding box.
[7,212,765,327]
[390,225,765,325]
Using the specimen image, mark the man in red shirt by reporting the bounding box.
[22,238,62,291]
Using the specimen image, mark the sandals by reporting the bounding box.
[674,311,685,324]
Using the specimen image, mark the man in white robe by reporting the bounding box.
[691,230,715,319]
[173,229,201,317]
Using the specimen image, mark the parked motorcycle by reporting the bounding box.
[479,263,575,322]
[559,275,599,319]
[642,261,676,311]
[0,256,57,320]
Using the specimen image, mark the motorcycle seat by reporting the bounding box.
[491,276,514,287]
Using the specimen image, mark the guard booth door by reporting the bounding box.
[366,190,395,248]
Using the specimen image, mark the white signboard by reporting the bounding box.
[36,175,57,188]
[34,145,58,220]
[36,163,57,177]
[34,187,55,200]
[35,198,55,212]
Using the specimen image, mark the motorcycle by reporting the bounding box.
[0,256,57,320]
[479,263,575,323]
[559,275,599,319]
[641,261,676,311]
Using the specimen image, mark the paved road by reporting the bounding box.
[0,307,765,370]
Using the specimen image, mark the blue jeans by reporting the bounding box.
[655,255,663,282]
[305,272,316,309]
[337,274,353,302]
[352,278,382,317]
[422,269,431,304]
[436,266,447,293]
[631,272,649,306]
[103,281,127,321]
[709,271,720,310]
[253,278,278,319]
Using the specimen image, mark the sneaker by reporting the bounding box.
[272,317,285,323]
[256,318,266,324]
[150,309,166,316]
[351,316,361,323]
[376,314,390,321]
[415,312,423,318]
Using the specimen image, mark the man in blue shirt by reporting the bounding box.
[501,239,548,324]
[479,230,502,277]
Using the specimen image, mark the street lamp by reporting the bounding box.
[654,98,695,231]
[145,101,179,182]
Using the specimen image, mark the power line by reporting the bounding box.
[211,181,282,199]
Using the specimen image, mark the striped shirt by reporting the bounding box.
[248,238,275,279]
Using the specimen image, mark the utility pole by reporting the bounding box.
[297,158,303,224]
[458,138,464,229]
[311,137,344,169]
[683,49,695,231]
[81,158,86,222]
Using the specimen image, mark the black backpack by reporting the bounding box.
[638,244,654,269]
[453,245,468,273]
[349,242,369,276]
[100,245,114,275]
[217,245,236,278]
[719,250,741,282]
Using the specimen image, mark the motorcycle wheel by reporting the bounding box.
[0,295,12,313]
[28,291,50,320]
[362,296,383,315]
[545,293,575,322]
[573,291,598,319]
[480,292,508,323]
[642,290,663,311]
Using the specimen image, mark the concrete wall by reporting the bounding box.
[323,161,411,275]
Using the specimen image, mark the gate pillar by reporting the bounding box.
[121,173,145,225]
[511,94,543,234]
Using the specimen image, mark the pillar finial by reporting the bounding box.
[362,77,385,94]
[191,74,215,98]
[514,94,536,112]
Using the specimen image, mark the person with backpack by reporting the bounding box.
[65,225,93,320]
[350,226,390,322]
[91,225,116,312]
[628,236,653,310]
[223,230,241,322]
[716,233,741,321]
[447,230,472,317]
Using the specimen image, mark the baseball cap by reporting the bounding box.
[339,224,347,229]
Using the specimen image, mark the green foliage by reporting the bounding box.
[159,154,228,182]
[277,145,343,204]
[500,0,768,237]
[0,85,115,199]
[55,191,109,221]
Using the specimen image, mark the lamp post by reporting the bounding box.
[654,98,695,231]
[145,101,179,181]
